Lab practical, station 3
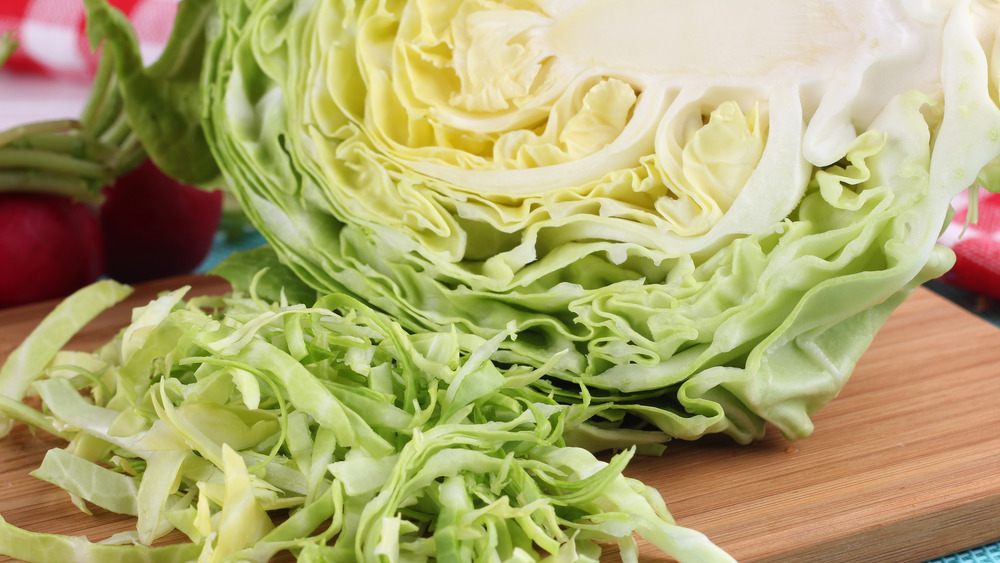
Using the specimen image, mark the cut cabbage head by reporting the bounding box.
[89,0,1000,445]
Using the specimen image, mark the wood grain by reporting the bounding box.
[1,278,999,562]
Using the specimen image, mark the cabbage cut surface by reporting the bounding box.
[194,0,1000,443]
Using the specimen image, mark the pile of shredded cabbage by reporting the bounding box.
[0,267,733,562]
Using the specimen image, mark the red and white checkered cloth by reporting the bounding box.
[1,0,998,302]
[0,0,177,79]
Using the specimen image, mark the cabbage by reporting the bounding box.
[84,0,1000,443]
[6,1,1000,561]
[0,276,733,563]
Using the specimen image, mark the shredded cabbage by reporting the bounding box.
[0,277,733,562]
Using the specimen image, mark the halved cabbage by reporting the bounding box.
[90,0,1000,445]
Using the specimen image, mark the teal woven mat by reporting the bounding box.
[195,228,269,275]
[933,544,1000,563]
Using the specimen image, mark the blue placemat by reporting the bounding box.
[933,544,1000,563]
[194,227,268,274]
[196,229,1000,563]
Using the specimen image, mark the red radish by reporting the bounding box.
[944,237,1000,300]
[100,159,224,284]
[0,193,105,309]
[939,189,1000,300]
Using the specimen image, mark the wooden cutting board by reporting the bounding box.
[1,276,999,563]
